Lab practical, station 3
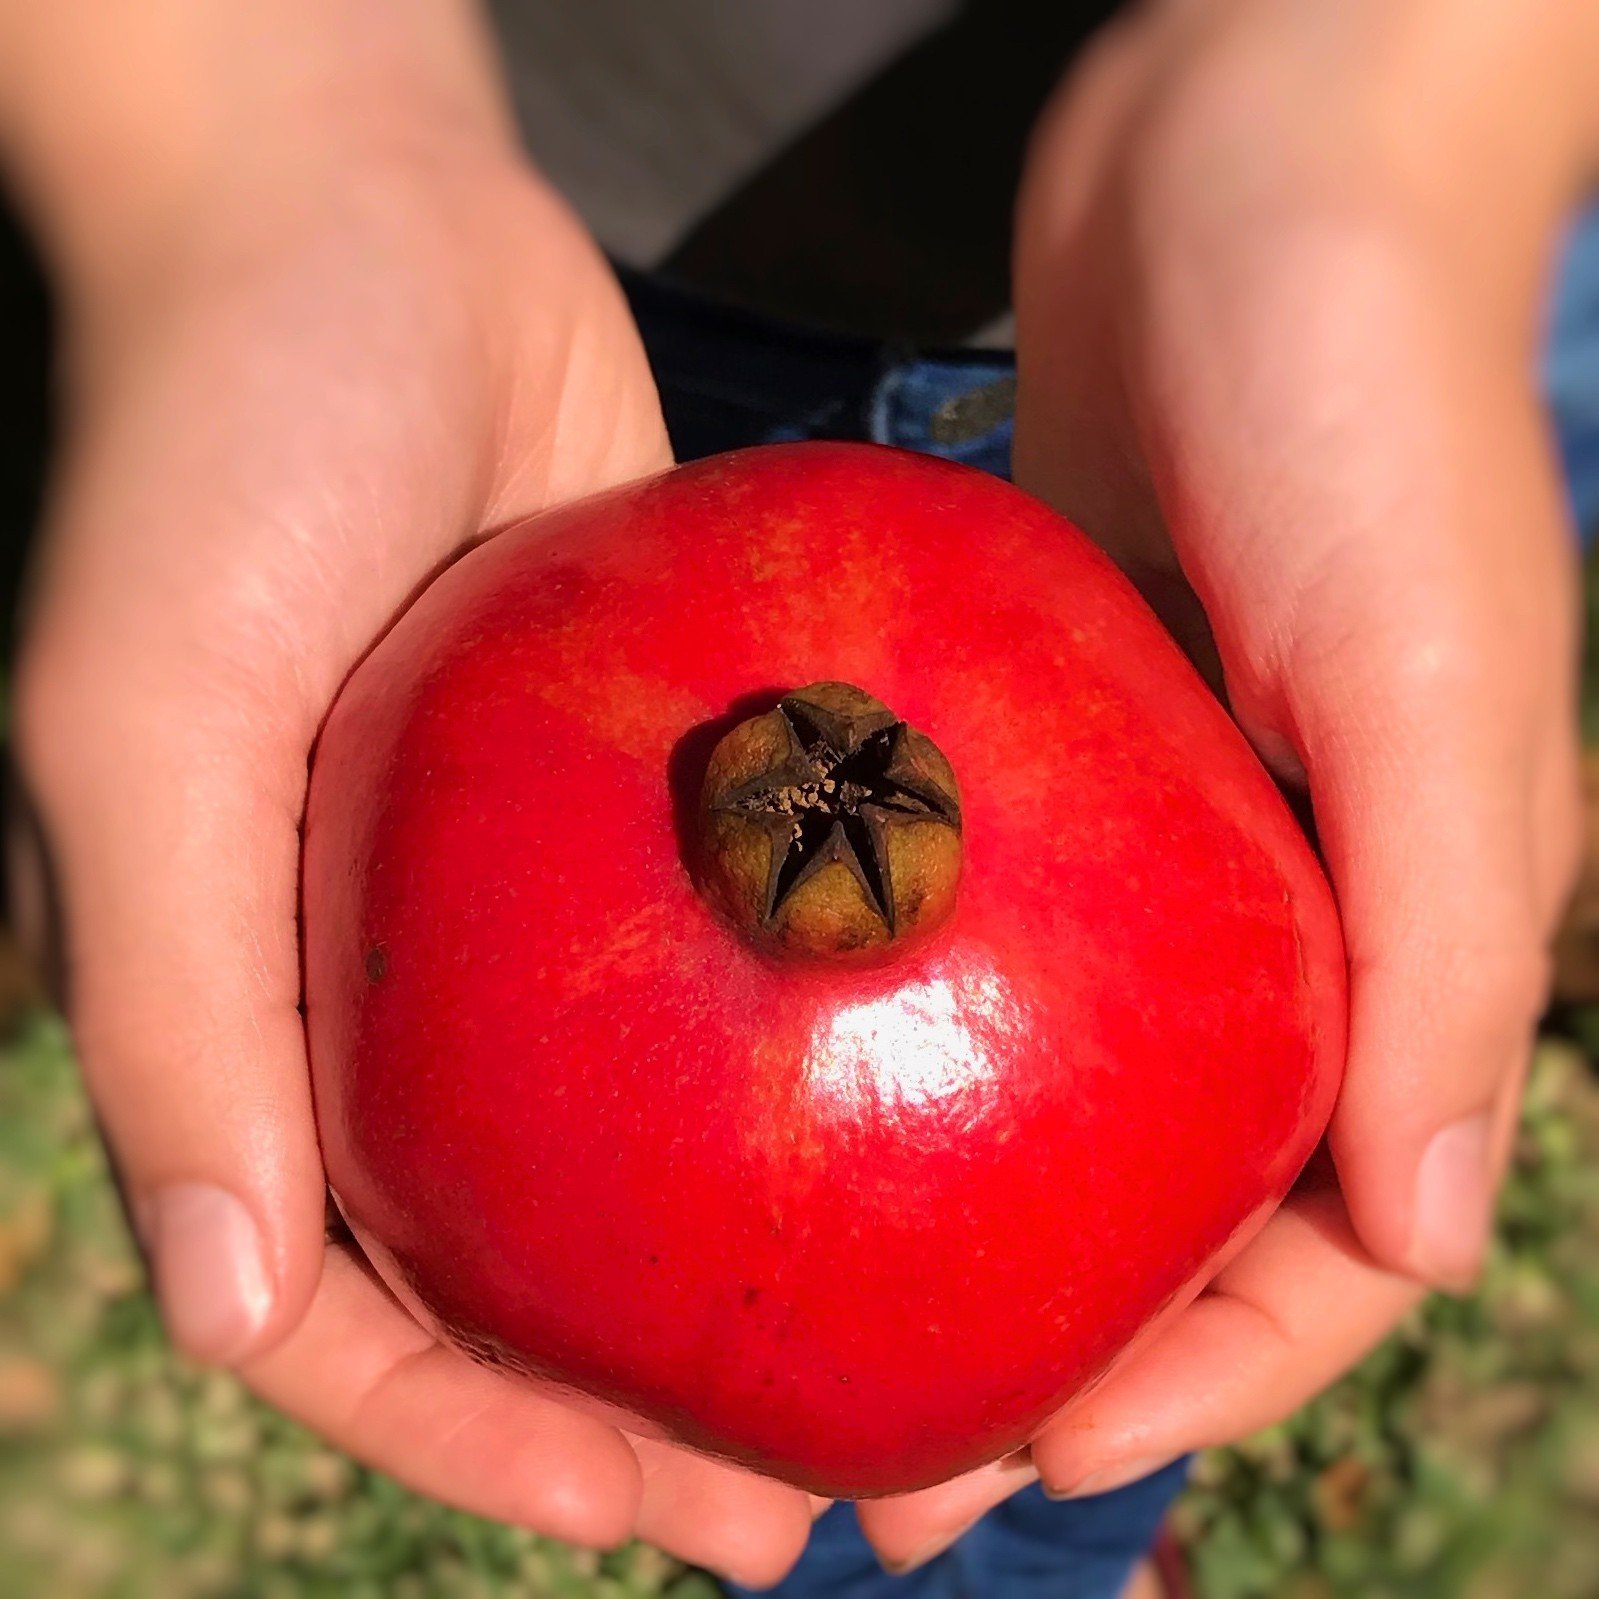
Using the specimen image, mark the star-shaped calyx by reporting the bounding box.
[698,682,963,962]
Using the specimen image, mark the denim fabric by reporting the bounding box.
[621,205,1598,1598]
[630,198,1599,538]
[1550,205,1599,539]
[730,1462,1191,1599]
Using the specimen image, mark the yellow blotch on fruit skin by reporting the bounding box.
[735,513,908,688]
[559,899,685,1006]
[534,650,710,767]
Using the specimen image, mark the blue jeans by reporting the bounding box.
[628,202,1599,540]
[619,201,1599,1599]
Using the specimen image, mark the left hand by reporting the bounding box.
[5,5,818,1579]
[860,0,1599,1568]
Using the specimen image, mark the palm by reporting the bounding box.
[21,153,814,1583]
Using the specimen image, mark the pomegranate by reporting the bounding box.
[303,442,1345,1498]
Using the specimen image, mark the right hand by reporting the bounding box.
[8,18,815,1584]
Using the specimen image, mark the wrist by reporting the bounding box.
[0,0,516,310]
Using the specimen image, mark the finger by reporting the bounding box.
[8,279,500,1366]
[244,1246,642,1546]
[1113,223,1582,1290]
[630,1438,815,1588]
[14,625,326,1365]
[1270,371,1577,1291]
[1313,630,1565,1291]
[1027,1187,1422,1495]
[854,1452,1039,1573]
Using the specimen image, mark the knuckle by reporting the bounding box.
[1448,942,1553,1040]
[1352,928,1552,1074]
[1289,597,1535,749]
[1354,627,1491,712]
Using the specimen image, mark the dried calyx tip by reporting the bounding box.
[696,682,962,962]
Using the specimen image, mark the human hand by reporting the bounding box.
[6,2,814,1582]
[859,0,1599,1567]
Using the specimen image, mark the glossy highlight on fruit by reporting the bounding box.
[303,442,1347,1498]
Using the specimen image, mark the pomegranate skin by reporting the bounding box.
[303,442,1346,1499]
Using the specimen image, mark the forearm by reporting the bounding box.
[0,0,516,301]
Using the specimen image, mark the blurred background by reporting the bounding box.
[4,2,1599,1596]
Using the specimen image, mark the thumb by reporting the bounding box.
[14,540,330,1368]
[1144,248,1582,1290]
[14,652,327,1361]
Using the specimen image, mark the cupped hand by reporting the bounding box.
[11,110,816,1587]
[860,0,1599,1568]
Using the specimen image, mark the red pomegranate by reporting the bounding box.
[303,443,1345,1498]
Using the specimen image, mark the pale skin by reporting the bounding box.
[2,0,1596,1585]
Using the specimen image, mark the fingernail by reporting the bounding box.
[139,1184,273,1363]
[1411,1113,1495,1290]
[1044,1454,1173,1500]
[883,1521,972,1575]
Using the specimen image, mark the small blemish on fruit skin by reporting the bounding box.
[647,1253,661,1267]
[742,1285,762,1308]
[365,945,388,984]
